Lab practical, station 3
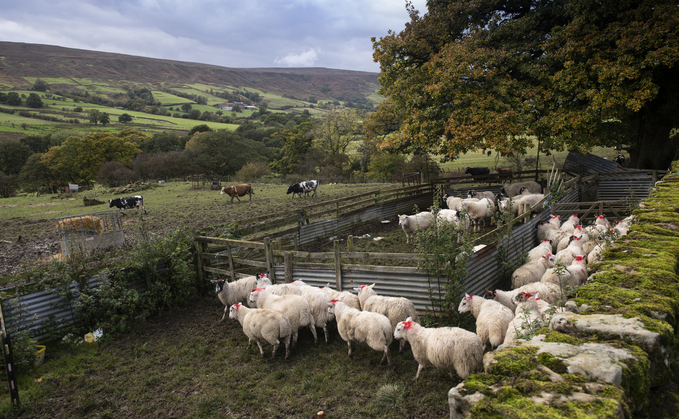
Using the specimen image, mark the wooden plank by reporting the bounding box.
[340,252,424,261]
[194,236,266,248]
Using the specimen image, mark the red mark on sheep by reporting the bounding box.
[402,320,413,330]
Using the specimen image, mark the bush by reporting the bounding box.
[96,161,138,187]
[235,162,271,182]
[0,171,17,198]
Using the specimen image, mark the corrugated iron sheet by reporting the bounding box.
[597,172,653,201]
[563,152,621,176]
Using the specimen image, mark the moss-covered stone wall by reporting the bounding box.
[450,164,679,418]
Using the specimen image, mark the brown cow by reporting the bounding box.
[496,167,513,181]
[220,184,254,203]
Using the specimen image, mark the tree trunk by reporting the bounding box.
[628,112,676,170]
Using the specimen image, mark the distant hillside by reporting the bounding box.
[0,42,380,102]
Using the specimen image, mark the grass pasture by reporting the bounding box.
[1,180,462,418]
[2,296,454,419]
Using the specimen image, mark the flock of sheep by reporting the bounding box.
[211,181,635,382]
[398,180,547,244]
[213,274,485,381]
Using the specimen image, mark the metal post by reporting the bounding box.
[195,241,205,283]
[284,252,293,283]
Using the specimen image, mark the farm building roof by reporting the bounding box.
[563,152,623,176]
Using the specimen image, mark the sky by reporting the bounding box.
[0,0,428,73]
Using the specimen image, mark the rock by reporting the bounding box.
[528,335,637,386]
[550,312,660,352]
[448,383,485,419]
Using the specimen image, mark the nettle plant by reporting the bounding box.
[416,186,476,327]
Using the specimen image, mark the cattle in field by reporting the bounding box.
[496,167,513,181]
[464,167,490,181]
[109,196,146,214]
[286,180,318,198]
[220,184,254,203]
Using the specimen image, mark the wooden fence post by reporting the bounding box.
[284,252,293,283]
[264,237,275,283]
[334,239,342,291]
[195,241,205,283]
[227,243,235,282]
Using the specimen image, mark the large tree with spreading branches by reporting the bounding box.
[371,0,679,169]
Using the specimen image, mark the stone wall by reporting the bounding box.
[449,163,679,418]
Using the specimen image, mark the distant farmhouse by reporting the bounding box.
[217,102,258,111]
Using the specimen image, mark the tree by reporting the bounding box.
[371,0,679,170]
[26,93,43,108]
[0,171,17,198]
[18,153,56,193]
[181,103,193,112]
[0,140,33,176]
[32,79,49,92]
[313,109,363,174]
[184,131,270,177]
[20,135,50,153]
[96,161,138,187]
[118,113,133,123]
[270,121,315,175]
[5,92,21,106]
[98,112,111,126]
[41,133,141,186]
[88,109,101,125]
[188,124,212,136]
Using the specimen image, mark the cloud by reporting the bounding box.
[0,0,428,72]
[274,48,320,67]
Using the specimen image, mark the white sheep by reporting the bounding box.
[502,181,542,197]
[536,220,559,243]
[587,244,606,264]
[394,317,483,381]
[398,211,435,244]
[435,209,459,226]
[613,219,630,236]
[467,189,496,203]
[328,300,393,366]
[443,194,463,211]
[212,274,271,320]
[526,240,553,263]
[291,281,335,344]
[248,287,318,347]
[228,303,292,359]
[548,215,562,229]
[541,255,588,288]
[555,235,586,265]
[511,253,556,289]
[514,193,546,215]
[320,285,361,310]
[457,294,514,350]
[558,214,580,235]
[503,292,544,345]
[461,198,493,231]
[354,283,419,351]
[487,282,561,312]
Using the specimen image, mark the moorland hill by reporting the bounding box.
[0,42,380,102]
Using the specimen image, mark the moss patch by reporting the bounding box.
[537,352,568,374]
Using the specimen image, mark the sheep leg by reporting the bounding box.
[284,335,291,359]
[323,325,329,345]
[380,345,393,367]
[255,339,265,357]
[220,306,228,321]
[347,341,353,358]
[398,339,406,352]
[413,364,425,381]
[272,342,279,358]
[291,331,299,348]
[309,325,318,345]
[246,338,253,350]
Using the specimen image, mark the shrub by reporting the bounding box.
[96,161,138,187]
[235,162,271,182]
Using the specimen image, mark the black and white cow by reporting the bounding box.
[109,195,146,214]
[286,180,319,199]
